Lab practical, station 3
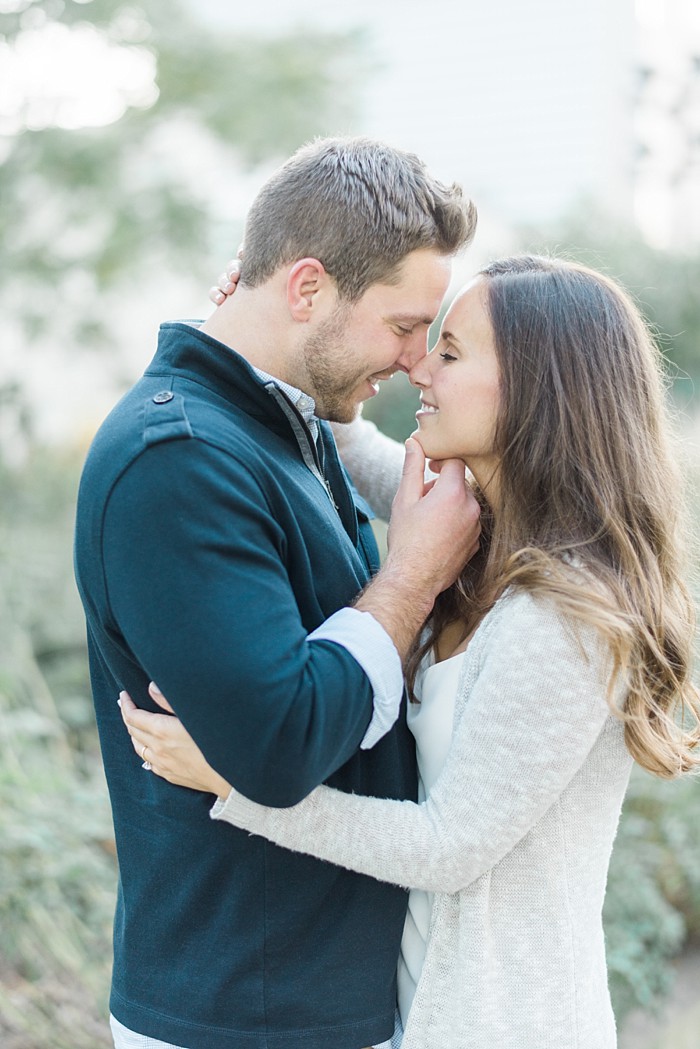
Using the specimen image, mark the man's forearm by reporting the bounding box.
[354,562,435,664]
[353,439,480,663]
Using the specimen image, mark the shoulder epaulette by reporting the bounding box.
[143,390,193,445]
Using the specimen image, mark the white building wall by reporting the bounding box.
[193,0,639,229]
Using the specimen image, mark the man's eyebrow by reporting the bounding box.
[387,312,436,325]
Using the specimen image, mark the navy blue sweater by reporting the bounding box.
[74,323,417,1049]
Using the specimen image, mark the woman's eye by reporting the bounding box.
[439,351,457,362]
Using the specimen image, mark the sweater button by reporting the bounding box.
[153,391,174,404]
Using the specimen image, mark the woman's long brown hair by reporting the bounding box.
[406,254,700,778]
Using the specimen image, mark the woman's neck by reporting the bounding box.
[435,620,473,662]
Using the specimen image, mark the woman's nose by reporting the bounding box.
[408,352,432,388]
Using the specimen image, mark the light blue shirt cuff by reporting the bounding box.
[306,607,404,749]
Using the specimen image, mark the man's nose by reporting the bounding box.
[395,333,429,373]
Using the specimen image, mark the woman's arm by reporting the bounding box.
[209,592,620,893]
[330,415,405,521]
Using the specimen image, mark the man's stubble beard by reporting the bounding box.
[300,305,365,424]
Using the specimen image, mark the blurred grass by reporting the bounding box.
[0,448,116,1049]
[0,433,698,1045]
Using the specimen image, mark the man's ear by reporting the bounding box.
[286,258,333,321]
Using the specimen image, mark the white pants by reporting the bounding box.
[110,1015,188,1049]
[110,1010,402,1049]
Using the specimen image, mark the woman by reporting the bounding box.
[121,255,700,1049]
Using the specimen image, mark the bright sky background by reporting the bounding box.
[2,0,699,443]
[3,0,698,237]
[194,0,635,226]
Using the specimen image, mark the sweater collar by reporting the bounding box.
[149,321,357,538]
[151,322,299,429]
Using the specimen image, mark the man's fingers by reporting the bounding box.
[395,437,427,505]
[431,457,467,488]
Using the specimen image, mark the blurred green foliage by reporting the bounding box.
[0,448,115,1049]
[520,205,700,393]
[605,770,700,1023]
[0,0,370,351]
[1,4,699,1042]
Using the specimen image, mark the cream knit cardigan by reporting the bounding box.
[211,417,634,1049]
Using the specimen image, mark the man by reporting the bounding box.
[74,136,479,1049]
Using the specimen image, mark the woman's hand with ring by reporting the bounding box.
[118,685,232,798]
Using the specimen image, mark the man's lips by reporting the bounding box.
[366,370,397,394]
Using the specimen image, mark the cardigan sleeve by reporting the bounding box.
[211,591,621,892]
[330,415,404,521]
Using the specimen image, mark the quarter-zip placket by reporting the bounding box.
[264,383,340,513]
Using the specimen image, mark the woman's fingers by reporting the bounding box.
[119,691,175,760]
[118,690,137,716]
[225,258,242,280]
[209,256,242,305]
[117,689,230,795]
[149,681,175,713]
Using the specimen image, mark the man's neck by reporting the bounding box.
[200,285,297,385]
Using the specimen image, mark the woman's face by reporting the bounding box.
[410,277,501,496]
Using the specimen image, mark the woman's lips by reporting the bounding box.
[417,400,439,415]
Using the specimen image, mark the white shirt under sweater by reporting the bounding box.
[398,651,462,1026]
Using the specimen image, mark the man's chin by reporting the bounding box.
[324,402,362,426]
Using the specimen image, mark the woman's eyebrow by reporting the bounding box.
[439,327,462,346]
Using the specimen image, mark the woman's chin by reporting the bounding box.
[410,428,447,463]
[410,427,430,455]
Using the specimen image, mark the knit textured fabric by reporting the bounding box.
[331,414,405,522]
[213,589,632,1047]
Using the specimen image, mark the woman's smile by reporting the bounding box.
[409,278,501,494]
[416,398,439,416]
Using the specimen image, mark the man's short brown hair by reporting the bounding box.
[239,136,477,301]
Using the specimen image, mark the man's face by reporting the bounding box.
[300,248,452,423]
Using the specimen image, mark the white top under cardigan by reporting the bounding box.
[211,417,634,1049]
[398,650,462,1026]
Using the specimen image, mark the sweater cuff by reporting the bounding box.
[306,606,404,749]
[210,787,265,828]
